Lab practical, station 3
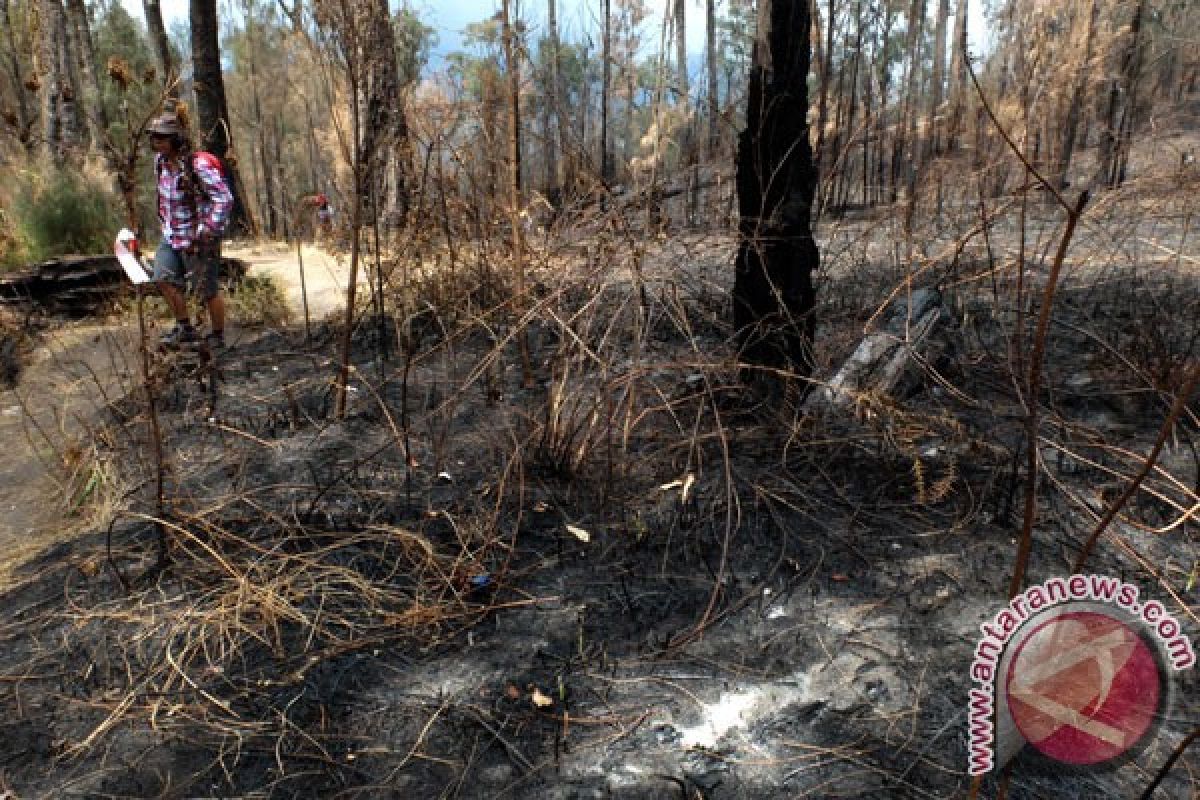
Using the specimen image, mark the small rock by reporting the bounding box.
[480,764,516,785]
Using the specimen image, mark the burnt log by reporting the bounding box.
[0,254,246,316]
[806,287,948,412]
[0,332,18,388]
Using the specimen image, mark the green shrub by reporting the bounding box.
[13,168,122,262]
[230,272,291,327]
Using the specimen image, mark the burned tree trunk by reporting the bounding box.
[191,0,255,236]
[143,0,175,87]
[732,0,820,379]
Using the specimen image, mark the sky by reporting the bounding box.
[119,0,706,62]
[119,0,991,76]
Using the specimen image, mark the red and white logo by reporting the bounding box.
[1005,610,1162,765]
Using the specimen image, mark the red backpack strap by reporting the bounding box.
[193,151,223,175]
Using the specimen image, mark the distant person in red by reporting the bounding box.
[148,104,233,349]
[314,194,333,241]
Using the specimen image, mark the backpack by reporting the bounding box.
[158,151,230,237]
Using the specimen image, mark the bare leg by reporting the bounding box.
[158,282,189,322]
[207,293,225,333]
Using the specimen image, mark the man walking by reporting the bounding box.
[147,105,233,349]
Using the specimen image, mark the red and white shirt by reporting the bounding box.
[156,152,233,250]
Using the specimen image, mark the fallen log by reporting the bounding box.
[806,287,948,413]
[0,254,246,316]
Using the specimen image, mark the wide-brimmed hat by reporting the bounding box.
[147,112,184,137]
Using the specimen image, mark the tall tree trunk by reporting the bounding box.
[673,0,690,164]
[1097,0,1145,188]
[947,0,967,151]
[55,2,83,152]
[0,0,33,149]
[63,0,109,157]
[546,0,564,199]
[143,0,175,87]
[928,0,949,156]
[876,3,895,204]
[1111,0,1146,187]
[813,0,835,181]
[601,0,612,184]
[245,12,275,235]
[733,0,820,377]
[190,0,254,235]
[1055,0,1098,189]
[35,0,65,161]
[835,0,863,211]
[705,0,718,157]
[894,0,925,203]
[502,0,533,387]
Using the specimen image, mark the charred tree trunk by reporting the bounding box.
[1097,0,1145,189]
[63,0,109,158]
[732,0,820,378]
[1055,0,1098,190]
[947,0,967,151]
[55,2,83,152]
[142,0,175,87]
[544,0,562,197]
[191,0,255,236]
[35,0,67,161]
[601,0,612,184]
[813,0,835,183]
[502,0,533,387]
[705,0,718,157]
[1,0,33,150]
[673,0,690,164]
[928,0,949,156]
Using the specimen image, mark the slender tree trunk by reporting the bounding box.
[674,0,690,164]
[1055,0,1098,189]
[191,0,255,235]
[545,0,563,198]
[1097,0,1145,188]
[928,0,949,156]
[733,0,820,378]
[35,0,65,160]
[502,0,533,387]
[876,3,895,204]
[947,0,967,151]
[705,0,718,158]
[334,70,362,420]
[0,0,33,149]
[143,0,175,87]
[836,1,863,210]
[894,0,925,203]
[63,0,109,157]
[246,16,276,235]
[1112,0,1146,187]
[601,0,612,184]
[813,0,835,180]
[862,36,873,207]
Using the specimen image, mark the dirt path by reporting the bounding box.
[0,324,140,585]
[0,243,352,586]
[225,241,359,321]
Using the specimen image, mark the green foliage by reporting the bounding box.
[8,168,121,263]
[92,2,161,145]
[394,9,435,88]
[229,272,291,327]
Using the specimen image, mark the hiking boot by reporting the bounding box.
[160,323,198,347]
[204,331,226,352]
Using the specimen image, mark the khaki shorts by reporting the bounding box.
[153,239,221,300]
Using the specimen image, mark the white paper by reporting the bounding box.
[114,228,151,285]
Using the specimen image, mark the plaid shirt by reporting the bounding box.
[156,152,233,250]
